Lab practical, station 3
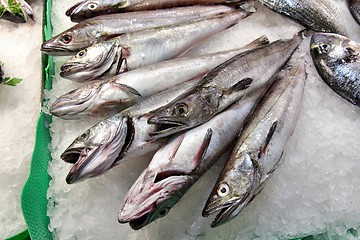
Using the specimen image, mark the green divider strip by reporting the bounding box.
[20,0,54,239]
[6,229,30,240]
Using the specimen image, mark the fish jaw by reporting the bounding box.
[60,41,120,82]
[61,115,132,183]
[118,169,193,229]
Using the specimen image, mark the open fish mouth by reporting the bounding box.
[41,43,77,55]
[148,117,189,138]
[60,62,87,77]
[128,213,151,230]
[65,1,83,17]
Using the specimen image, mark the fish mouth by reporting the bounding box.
[65,1,83,17]
[148,117,189,139]
[60,62,87,77]
[128,213,151,230]
[41,42,77,56]
[63,116,134,183]
[202,197,246,228]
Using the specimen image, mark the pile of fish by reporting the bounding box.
[42,0,360,231]
[0,0,34,23]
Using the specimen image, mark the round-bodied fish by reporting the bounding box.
[258,0,348,36]
[50,36,269,120]
[61,80,198,184]
[202,54,306,228]
[147,33,303,139]
[41,5,236,55]
[118,91,264,230]
[59,10,253,82]
[66,0,245,22]
[310,33,360,107]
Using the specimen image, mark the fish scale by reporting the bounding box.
[258,0,348,36]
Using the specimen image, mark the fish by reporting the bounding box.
[0,0,34,23]
[147,33,303,139]
[258,0,348,36]
[50,36,269,120]
[66,0,245,22]
[310,33,360,107]
[0,64,4,84]
[61,80,198,184]
[202,54,306,228]
[41,5,236,55]
[118,91,264,230]
[59,10,253,82]
[347,0,360,24]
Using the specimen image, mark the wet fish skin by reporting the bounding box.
[42,5,236,55]
[118,92,263,230]
[348,0,360,24]
[0,0,34,23]
[50,36,269,120]
[61,81,198,183]
[258,0,348,36]
[148,33,302,139]
[310,33,360,107]
[60,10,252,82]
[66,0,244,22]
[202,55,306,228]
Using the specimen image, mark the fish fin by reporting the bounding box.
[259,121,278,159]
[225,78,253,96]
[115,83,142,97]
[116,48,130,74]
[193,129,213,165]
[247,35,270,48]
[102,33,123,41]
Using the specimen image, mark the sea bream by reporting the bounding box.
[310,33,360,107]
[202,54,306,228]
[61,80,199,184]
[118,91,264,230]
[0,0,34,23]
[258,0,348,36]
[50,36,269,120]
[66,0,245,22]
[147,33,303,139]
[347,0,360,24]
[41,5,236,55]
[59,10,253,82]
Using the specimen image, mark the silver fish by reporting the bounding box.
[202,54,306,228]
[0,0,34,23]
[310,33,360,107]
[347,0,360,24]
[118,91,263,230]
[41,5,236,55]
[66,0,244,22]
[147,33,302,139]
[59,10,252,82]
[50,36,269,120]
[258,0,348,36]
[62,80,198,184]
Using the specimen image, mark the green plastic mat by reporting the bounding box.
[13,0,358,239]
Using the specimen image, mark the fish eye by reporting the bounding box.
[87,2,98,10]
[61,34,72,44]
[320,43,331,53]
[217,183,230,197]
[78,131,89,141]
[174,103,188,117]
[158,208,170,218]
[76,50,86,58]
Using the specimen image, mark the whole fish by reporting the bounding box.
[258,0,348,36]
[0,0,34,23]
[41,5,236,55]
[66,0,245,22]
[347,0,360,24]
[50,36,269,120]
[147,33,302,139]
[310,33,360,107]
[202,55,306,228]
[62,80,198,184]
[118,91,263,230]
[60,10,252,82]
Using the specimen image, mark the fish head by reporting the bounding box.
[66,0,130,22]
[61,114,133,183]
[41,24,98,55]
[119,169,193,230]
[148,86,221,139]
[50,79,141,119]
[60,41,120,82]
[202,152,257,228]
[310,33,359,65]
